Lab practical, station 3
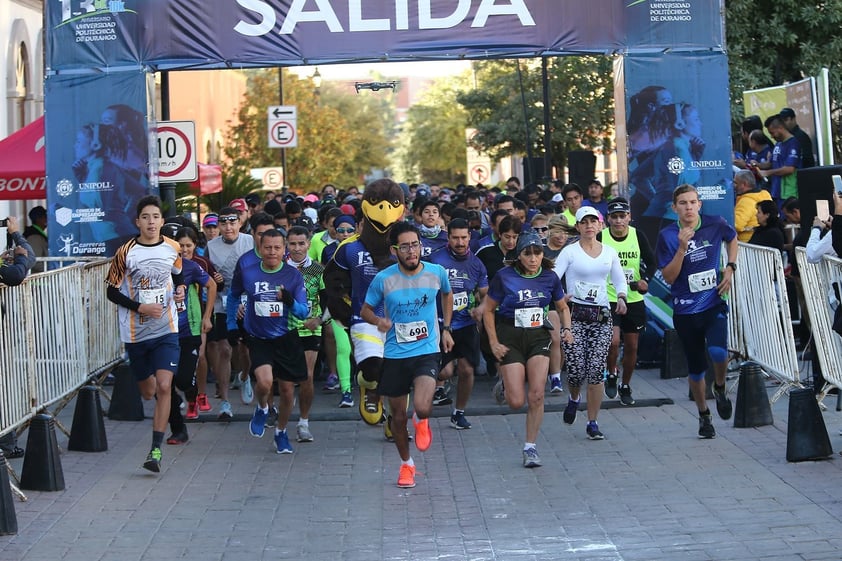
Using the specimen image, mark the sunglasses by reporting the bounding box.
[336,227,355,234]
[534,227,549,232]
[218,216,239,224]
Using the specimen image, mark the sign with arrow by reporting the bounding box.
[268,105,297,148]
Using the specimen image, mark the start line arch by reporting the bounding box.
[44,0,733,257]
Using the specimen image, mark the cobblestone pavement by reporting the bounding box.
[2,368,841,560]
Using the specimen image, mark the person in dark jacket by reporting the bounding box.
[1,216,36,286]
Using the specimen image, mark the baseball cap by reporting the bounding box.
[607,199,630,215]
[551,193,563,203]
[229,198,248,213]
[547,214,576,233]
[245,193,261,207]
[334,214,356,229]
[779,107,796,118]
[575,206,601,223]
[304,194,319,204]
[438,192,451,202]
[415,187,429,199]
[340,203,356,216]
[202,213,219,227]
[516,231,544,255]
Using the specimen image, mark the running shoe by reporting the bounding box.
[339,391,354,408]
[229,372,242,390]
[397,464,416,488]
[296,424,314,443]
[432,387,452,406]
[549,376,564,394]
[450,411,472,430]
[413,416,432,452]
[604,370,618,399]
[1,446,24,459]
[241,376,254,405]
[218,400,233,420]
[275,430,294,454]
[142,447,162,472]
[323,373,340,391]
[563,399,578,425]
[698,412,716,439]
[492,379,505,405]
[166,431,189,445]
[618,384,635,406]
[249,406,267,438]
[265,406,279,428]
[522,447,542,468]
[586,421,605,440]
[196,393,212,412]
[185,400,199,420]
[712,383,732,420]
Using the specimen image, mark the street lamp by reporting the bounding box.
[313,67,322,103]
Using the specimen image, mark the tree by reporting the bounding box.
[223,69,394,190]
[457,57,614,175]
[725,0,842,156]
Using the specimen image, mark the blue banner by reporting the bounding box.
[618,52,734,248]
[46,0,724,71]
[45,72,154,257]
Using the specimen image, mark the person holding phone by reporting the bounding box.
[0,217,36,286]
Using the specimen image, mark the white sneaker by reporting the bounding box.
[241,376,254,405]
[218,400,233,420]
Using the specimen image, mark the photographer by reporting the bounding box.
[0,216,36,286]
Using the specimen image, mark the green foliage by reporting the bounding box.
[457,57,614,173]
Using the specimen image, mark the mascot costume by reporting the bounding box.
[323,178,406,429]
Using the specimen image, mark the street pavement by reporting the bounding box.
[2,366,842,561]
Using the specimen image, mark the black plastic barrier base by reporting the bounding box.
[0,453,18,535]
[69,386,108,452]
[19,415,65,492]
[734,362,774,428]
[786,388,833,462]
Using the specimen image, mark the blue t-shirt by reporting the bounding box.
[177,257,210,339]
[420,230,448,258]
[655,214,736,316]
[332,238,391,325]
[583,198,609,219]
[769,136,800,200]
[227,260,309,339]
[487,266,564,325]
[364,262,451,359]
[427,247,489,329]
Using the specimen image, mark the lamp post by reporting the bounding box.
[313,67,322,104]
[278,67,287,192]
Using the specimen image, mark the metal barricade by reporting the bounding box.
[732,243,801,401]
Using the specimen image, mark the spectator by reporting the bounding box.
[0,217,36,285]
[733,170,772,242]
[24,206,48,273]
[748,200,785,252]
[759,114,801,202]
[583,179,609,218]
[779,107,816,169]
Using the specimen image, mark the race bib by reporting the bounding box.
[453,291,469,311]
[395,321,428,343]
[574,281,603,303]
[255,301,283,317]
[139,288,165,305]
[623,268,635,283]
[515,307,543,328]
[688,269,717,293]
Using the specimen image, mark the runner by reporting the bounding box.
[228,229,309,454]
[484,231,572,467]
[361,222,454,488]
[598,198,656,405]
[105,195,185,472]
[428,218,489,429]
[656,184,737,438]
[554,207,628,441]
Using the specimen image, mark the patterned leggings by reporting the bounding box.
[563,319,613,387]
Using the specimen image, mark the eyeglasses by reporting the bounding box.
[394,241,422,254]
[336,228,355,234]
[218,216,239,224]
[534,227,549,232]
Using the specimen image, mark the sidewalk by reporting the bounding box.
[2,367,841,561]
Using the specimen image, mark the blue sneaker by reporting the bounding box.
[563,399,578,425]
[249,406,267,438]
[549,376,563,394]
[339,391,354,408]
[275,430,293,454]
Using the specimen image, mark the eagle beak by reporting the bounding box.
[362,200,405,233]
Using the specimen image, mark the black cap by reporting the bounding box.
[607,199,630,215]
[245,193,261,207]
[779,107,796,118]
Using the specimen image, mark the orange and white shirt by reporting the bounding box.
[106,237,182,343]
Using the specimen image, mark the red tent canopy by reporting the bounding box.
[0,117,46,201]
[190,163,222,195]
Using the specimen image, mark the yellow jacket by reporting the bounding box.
[735,189,772,242]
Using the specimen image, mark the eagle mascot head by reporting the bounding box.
[359,178,406,268]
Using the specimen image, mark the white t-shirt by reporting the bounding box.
[553,242,627,307]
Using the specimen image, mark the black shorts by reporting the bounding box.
[439,325,481,368]
[245,331,307,383]
[208,313,228,342]
[495,318,551,366]
[379,353,441,397]
[298,334,322,352]
[610,300,646,333]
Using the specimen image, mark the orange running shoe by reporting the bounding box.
[397,464,416,488]
[196,393,212,412]
[413,415,432,452]
[185,400,199,420]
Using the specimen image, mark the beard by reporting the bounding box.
[398,255,420,271]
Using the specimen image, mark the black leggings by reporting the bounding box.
[169,336,201,433]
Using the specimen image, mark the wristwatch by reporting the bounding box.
[726,262,737,272]
[442,325,453,333]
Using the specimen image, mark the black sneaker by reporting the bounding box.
[143,447,162,472]
[618,384,635,406]
[433,387,452,406]
[563,399,578,425]
[265,406,279,428]
[604,371,618,399]
[450,411,472,430]
[712,383,732,420]
[1,446,24,459]
[586,421,605,440]
[698,413,715,439]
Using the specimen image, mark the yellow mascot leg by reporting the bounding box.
[357,371,383,426]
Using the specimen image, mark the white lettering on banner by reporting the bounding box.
[0,177,45,193]
[235,0,536,37]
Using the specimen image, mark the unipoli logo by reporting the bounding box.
[56,178,74,197]
[667,157,685,175]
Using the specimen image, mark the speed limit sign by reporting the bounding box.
[155,121,197,182]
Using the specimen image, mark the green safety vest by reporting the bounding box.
[602,226,643,304]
